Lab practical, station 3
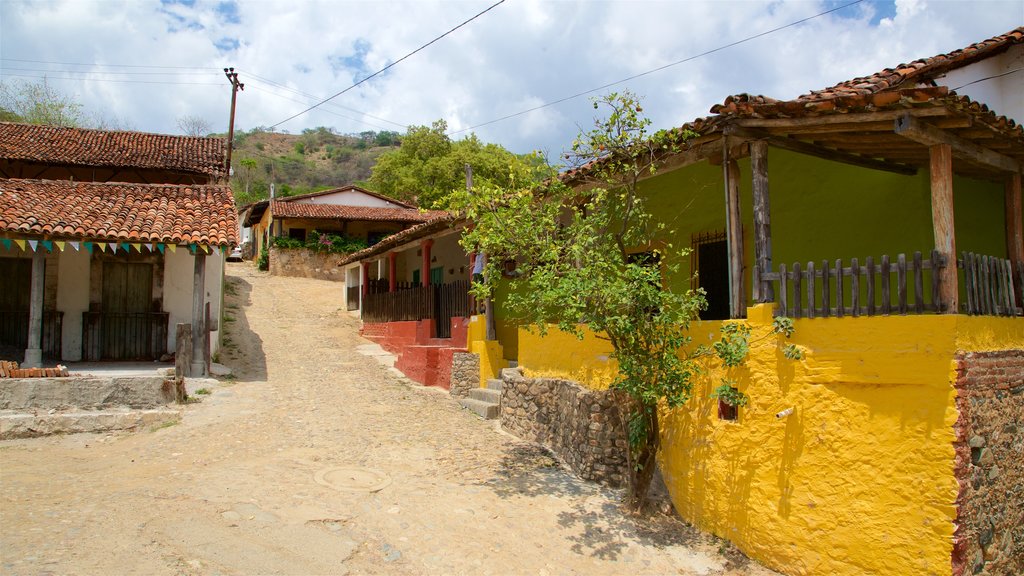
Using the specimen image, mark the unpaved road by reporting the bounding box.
[0,263,775,575]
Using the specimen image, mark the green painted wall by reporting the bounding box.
[639,147,1007,308]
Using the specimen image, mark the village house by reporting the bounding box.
[0,122,237,376]
[488,28,1022,576]
[241,184,439,280]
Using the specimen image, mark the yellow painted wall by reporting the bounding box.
[466,315,509,387]
[515,307,1024,575]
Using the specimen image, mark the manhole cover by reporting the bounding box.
[314,467,392,492]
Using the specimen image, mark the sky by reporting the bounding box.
[1,0,1021,157]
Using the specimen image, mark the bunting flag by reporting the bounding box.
[55,241,66,252]
[84,242,94,254]
[118,242,128,253]
[189,243,198,254]
[157,244,166,254]
[28,240,38,252]
[148,243,155,253]
[14,239,26,251]
[167,244,176,254]
[69,241,80,251]
[131,243,142,253]
[201,244,210,254]
[41,240,53,252]
[1,238,11,251]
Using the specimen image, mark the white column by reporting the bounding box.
[23,250,45,368]
[191,251,207,376]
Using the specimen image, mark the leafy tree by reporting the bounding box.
[458,92,798,510]
[0,79,85,127]
[176,114,213,137]
[367,120,549,208]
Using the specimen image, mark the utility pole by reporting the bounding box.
[223,67,244,175]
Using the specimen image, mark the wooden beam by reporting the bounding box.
[736,107,948,130]
[722,144,746,318]
[1007,173,1023,307]
[930,144,958,313]
[895,113,1021,174]
[751,140,774,303]
[726,126,917,175]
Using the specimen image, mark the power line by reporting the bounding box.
[0,58,216,71]
[1,66,221,76]
[246,84,397,132]
[951,67,1023,91]
[269,0,506,129]
[448,0,866,136]
[0,73,222,86]
[240,71,408,128]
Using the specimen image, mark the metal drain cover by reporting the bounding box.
[314,467,392,492]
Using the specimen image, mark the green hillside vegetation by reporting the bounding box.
[229,127,401,206]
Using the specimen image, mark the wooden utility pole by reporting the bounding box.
[223,67,244,174]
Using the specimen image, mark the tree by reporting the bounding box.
[0,79,85,127]
[367,120,549,208]
[459,92,798,511]
[177,115,213,137]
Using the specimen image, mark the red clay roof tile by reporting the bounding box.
[270,201,443,223]
[0,122,227,178]
[0,179,238,246]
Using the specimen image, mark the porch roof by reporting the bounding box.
[269,200,443,223]
[342,215,460,264]
[0,122,227,179]
[0,178,238,246]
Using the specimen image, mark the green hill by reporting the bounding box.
[228,127,401,205]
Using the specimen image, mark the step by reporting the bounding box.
[469,388,501,404]
[507,360,519,368]
[0,407,182,440]
[459,398,500,420]
[485,378,504,392]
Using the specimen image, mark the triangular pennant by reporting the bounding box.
[189,243,198,254]
[1,238,11,251]
[69,241,80,251]
[157,244,166,254]
[131,243,142,253]
[41,240,53,252]
[202,244,210,254]
[28,240,38,251]
[107,243,117,253]
[167,244,176,254]
[55,241,66,252]
[14,239,26,250]
[148,243,155,252]
[85,242,94,254]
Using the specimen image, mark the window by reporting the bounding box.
[691,231,730,321]
[288,228,307,242]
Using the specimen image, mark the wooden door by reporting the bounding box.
[0,258,32,350]
[101,262,153,359]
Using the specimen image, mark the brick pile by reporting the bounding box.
[0,360,71,378]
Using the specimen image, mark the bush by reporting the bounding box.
[271,231,370,255]
[257,248,269,271]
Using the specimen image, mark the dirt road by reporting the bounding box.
[0,264,774,575]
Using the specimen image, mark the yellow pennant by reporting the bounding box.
[14,239,26,250]
[55,241,66,252]
[131,243,142,253]
[167,244,177,254]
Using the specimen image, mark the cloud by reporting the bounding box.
[1,0,1020,158]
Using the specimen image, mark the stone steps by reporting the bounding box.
[468,387,501,403]
[485,378,504,392]
[0,407,181,440]
[458,397,500,420]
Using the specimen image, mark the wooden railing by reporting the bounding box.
[83,311,169,361]
[0,309,63,358]
[362,280,471,339]
[762,251,1021,318]
[962,252,1022,317]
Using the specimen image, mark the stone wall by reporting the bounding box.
[951,349,1023,576]
[500,369,628,487]
[269,246,348,281]
[0,376,179,410]
[449,352,479,398]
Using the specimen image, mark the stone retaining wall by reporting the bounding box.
[951,349,1023,576]
[0,376,178,410]
[269,246,348,281]
[500,369,628,487]
[449,352,479,398]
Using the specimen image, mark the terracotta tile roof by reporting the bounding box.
[0,179,238,246]
[0,122,227,178]
[270,200,444,223]
[276,185,415,208]
[342,215,461,264]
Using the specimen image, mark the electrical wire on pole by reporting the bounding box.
[224,67,244,174]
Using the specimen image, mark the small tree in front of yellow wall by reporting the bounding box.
[459,92,714,510]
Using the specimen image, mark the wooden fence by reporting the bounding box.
[346,285,360,310]
[0,309,63,358]
[362,280,471,339]
[761,250,1021,319]
[83,311,169,360]
[962,252,1022,317]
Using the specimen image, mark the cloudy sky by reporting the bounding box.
[1,0,1021,155]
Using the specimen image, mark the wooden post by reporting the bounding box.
[1007,173,1023,307]
[930,143,958,313]
[23,250,45,368]
[723,149,745,318]
[388,252,397,292]
[751,140,774,302]
[175,323,192,381]
[191,251,207,377]
[421,239,434,287]
[361,262,370,296]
